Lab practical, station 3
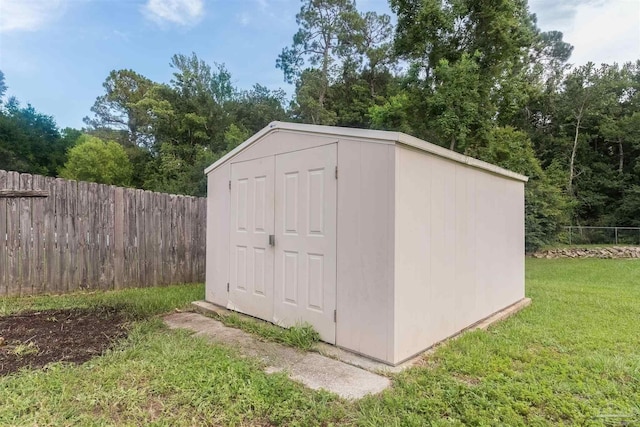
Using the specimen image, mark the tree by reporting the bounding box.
[0,70,6,102]
[389,0,536,149]
[561,63,605,195]
[224,123,250,151]
[59,135,133,186]
[84,70,155,147]
[356,11,395,98]
[428,54,481,151]
[143,143,219,197]
[0,97,71,175]
[228,84,288,133]
[277,0,359,124]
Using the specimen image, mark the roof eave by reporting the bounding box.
[204,121,528,183]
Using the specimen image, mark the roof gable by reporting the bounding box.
[204,121,528,182]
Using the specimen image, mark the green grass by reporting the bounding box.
[0,283,203,319]
[1,260,639,426]
[212,311,321,350]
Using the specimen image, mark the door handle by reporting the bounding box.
[269,234,275,247]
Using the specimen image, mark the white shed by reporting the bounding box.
[205,121,527,366]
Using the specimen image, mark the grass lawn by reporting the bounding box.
[1,259,639,426]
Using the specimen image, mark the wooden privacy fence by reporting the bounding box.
[0,170,206,296]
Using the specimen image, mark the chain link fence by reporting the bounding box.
[560,226,640,246]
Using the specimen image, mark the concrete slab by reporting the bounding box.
[190,298,532,373]
[163,312,391,400]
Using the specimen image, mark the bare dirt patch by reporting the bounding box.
[0,307,129,376]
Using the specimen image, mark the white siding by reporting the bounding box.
[393,145,525,363]
[336,139,395,363]
[206,164,231,306]
[231,130,337,164]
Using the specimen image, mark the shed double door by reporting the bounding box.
[229,144,337,343]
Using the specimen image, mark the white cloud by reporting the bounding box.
[530,0,640,66]
[563,1,640,66]
[0,0,66,33]
[143,0,204,26]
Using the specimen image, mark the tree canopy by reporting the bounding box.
[59,135,133,186]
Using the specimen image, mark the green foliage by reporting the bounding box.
[469,127,569,252]
[290,69,338,125]
[369,93,413,133]
[144,143,219,197]
[224,123,249,151]
[428,53,482,150]
[84,69,155,147]
[59,134,133,186]
[216,313,321,351]
[0,97,73,176]
[389,0,536,149]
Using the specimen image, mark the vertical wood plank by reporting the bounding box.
[43,177,57,294]
[150,192,159,286]
[144,190,152,287]
[113,187,125,289]
[198,197,206,281]
[170,195,177,284]
[106,185,115,289]
[6,172,20,296]
[18,174,33,295]
[54,179,66,293]
[31,174,45,294]
[189,197,195,283]
[133,189,142,286]
[65,179,76,292]
[159,194,168,286]
[86,182,97,289]
[201,197,207,281]
[76,181,88,289]
[0,170,7,296]
[102,185,113,289]
[126,188,137,287]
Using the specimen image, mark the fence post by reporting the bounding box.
[569,226,572,245]
[113,187,125,289]
[615,227,618,245]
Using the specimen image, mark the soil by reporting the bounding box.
[0,307,129,376]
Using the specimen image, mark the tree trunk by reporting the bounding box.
[618,139,624,174]
[568,113,582,195]
[449,136,456,151]
[319,41,330,110]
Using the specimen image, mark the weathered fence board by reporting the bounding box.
[0,169,206,296]
[0,170,7,296]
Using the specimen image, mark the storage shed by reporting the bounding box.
[205,121,528,366]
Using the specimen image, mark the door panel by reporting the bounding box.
[229,157,275,321]
[274,144,337,343]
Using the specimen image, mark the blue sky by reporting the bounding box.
[0,0,638,130]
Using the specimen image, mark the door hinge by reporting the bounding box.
[227,282,230,292]
[334,165,338,179]
[229,180,231,190]
[333,309,337,323]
